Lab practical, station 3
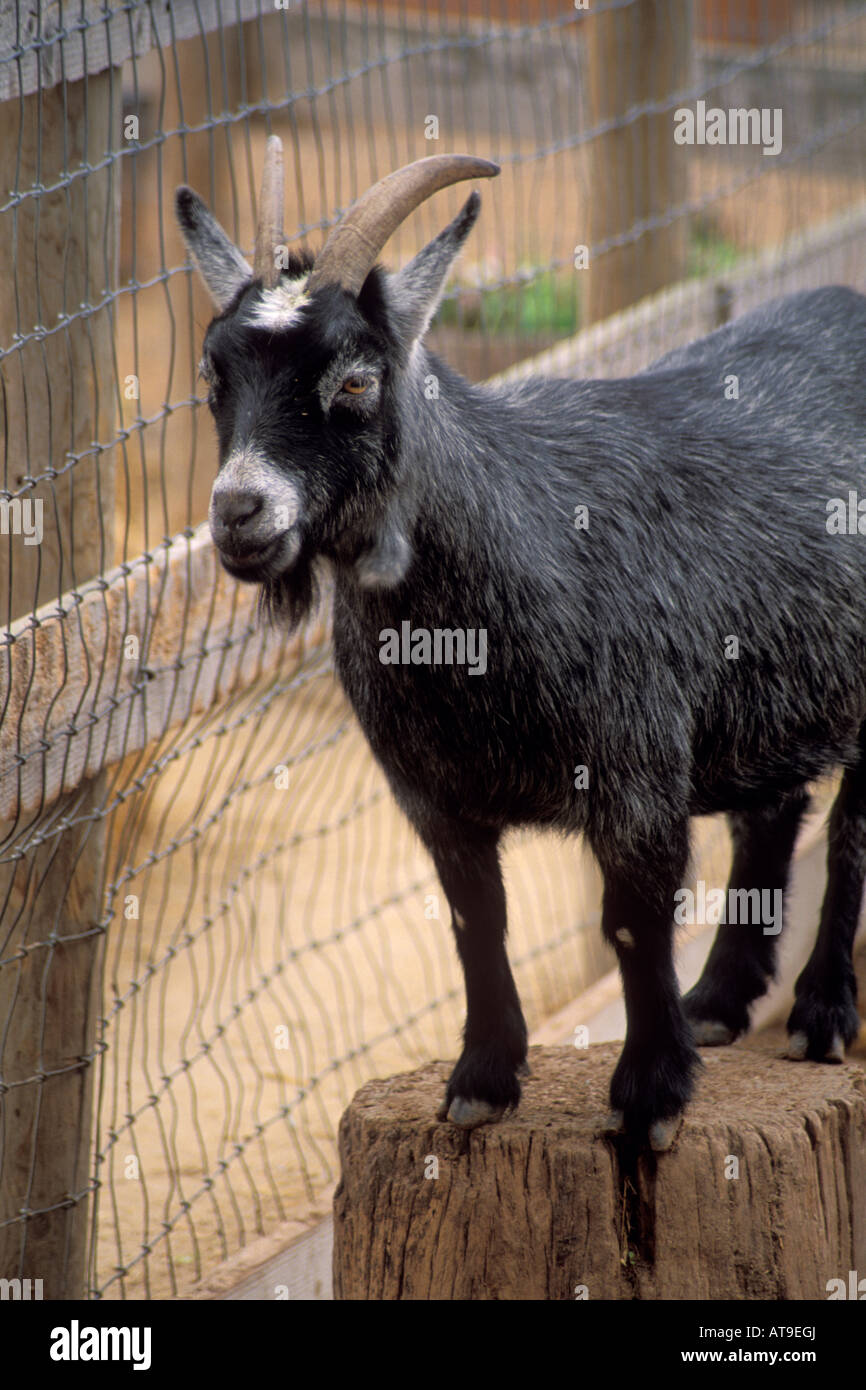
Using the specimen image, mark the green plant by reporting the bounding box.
[439,268,580,338]
[688,219,741,278]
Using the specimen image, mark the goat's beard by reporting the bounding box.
[256,543,321,632]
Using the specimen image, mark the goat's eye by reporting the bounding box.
[341,375,369,395]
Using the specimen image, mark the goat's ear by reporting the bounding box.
[385,191,481,350]
[175,186,253,312]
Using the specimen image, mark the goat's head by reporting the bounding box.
[175,138,498,626]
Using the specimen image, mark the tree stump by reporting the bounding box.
[333,1039,866,1299]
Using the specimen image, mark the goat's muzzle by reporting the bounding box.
[209,448,303,580]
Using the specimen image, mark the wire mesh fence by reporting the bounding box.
[1,0,865,1299]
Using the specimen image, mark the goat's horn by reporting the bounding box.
[307,154,500,297]
[254,135,285,288]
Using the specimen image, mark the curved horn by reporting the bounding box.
[254,135,285,287]
[307,154,500,297]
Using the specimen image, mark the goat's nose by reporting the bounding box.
[213,489,264,533]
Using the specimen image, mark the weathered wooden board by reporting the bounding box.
[0,0,264,102]
[0,522,330,820]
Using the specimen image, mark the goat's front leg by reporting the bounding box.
[423,822,528,1128]
[597,827,700,1151]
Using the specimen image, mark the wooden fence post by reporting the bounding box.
[0,70,120,1299]
[585,0,693,323]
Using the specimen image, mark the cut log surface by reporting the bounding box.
[333,1037,866,1300]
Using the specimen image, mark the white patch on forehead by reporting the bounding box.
[246,277,310,331]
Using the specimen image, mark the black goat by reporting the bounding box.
[176,141,866,1149]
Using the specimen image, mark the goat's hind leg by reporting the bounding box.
[683,788,809,1045]
[787,741,866,1062]
[424,822,528,1128]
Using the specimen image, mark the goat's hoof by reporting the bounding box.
[786,1028,847,1063]
[691,1018,735,1046]
[648,1116,681,1152]
[786,1030,809,1060]
[442,1096,506,1128]
[601,1109,680,1150]
[826,1033,846,1063]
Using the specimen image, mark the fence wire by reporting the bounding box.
[1,0,865,1299]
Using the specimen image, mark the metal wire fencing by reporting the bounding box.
[1,0,865,1300]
